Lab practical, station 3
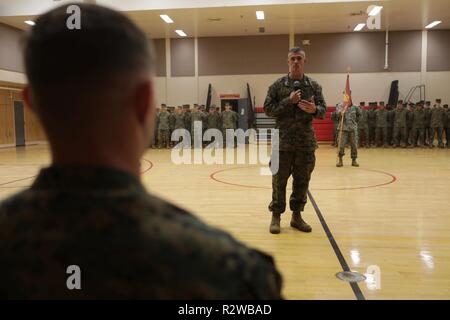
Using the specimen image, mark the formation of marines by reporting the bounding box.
[331,99,450,153]
[151,102,239,148]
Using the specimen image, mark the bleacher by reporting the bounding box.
[254,106,335,143]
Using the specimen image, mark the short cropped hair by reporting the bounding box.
[288,47,306,57]
[24,3,153,109]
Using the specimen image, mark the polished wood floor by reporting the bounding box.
[1,144,449,300]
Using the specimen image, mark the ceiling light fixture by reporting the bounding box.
[425,20,442,29]
[368,6,383,16]
[256,11,265,20]
[354,23,365,31]
[160,14,174,24]
[175,30,187,37]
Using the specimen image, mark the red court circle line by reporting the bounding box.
[209,166,397,191]
[140,158,154,175]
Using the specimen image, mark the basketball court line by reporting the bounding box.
[0,175,36,187]
[209,166,397,191]
[307,190,366,300]
[208,163,369,299]
[141,158,154,174]
[0,158,154,189]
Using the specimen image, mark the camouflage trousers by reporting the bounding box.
[425,127,432,145]
[393,127,407,146]
[369,126,377,145]
[431,127,444,146]
[158,129,170,148]
[412,128,424,146]
[151,128,158,147]
[269,151,316,214]
[406,127,413,145]
[375,127,388,146]
[358,127,369,147]
[446,128,450,147]
[387,126,394,145]
[333,126,338,145]
[338,131,358,159]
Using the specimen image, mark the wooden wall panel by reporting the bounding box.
[0,90,15,145]
[0,84,46,145]
[24,106,46,142]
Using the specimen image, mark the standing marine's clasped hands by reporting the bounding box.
[290,90,317,114]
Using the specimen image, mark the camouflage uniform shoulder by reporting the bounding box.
[135,193,283,299]
[0,180,282,299]
[304,75,323,89]
[269,75,289,89]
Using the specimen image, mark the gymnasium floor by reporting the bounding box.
[0,144,449,300]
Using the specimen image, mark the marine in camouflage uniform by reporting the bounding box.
[444,104,450,148]
[199,105,208,146]
[336,105,361,167]
[430,99,445,148]
[207,107,221,130]
[220,104,238,147]
[331,108,339,147]
[151,107,160,148]
[0,166,283,299]
[183,107,191,132]
[424,101,432,146]
[0,3,283,300]
[157,106,171,148]
[185,106,206,148]
[264,47,326,235]
[411,102,426,147]
[393,102,407,148]
[171,106,188,148]
[386,105,395,146]
[375,104,388,147]
[167,107,175,147]
[406,103,415,146]
[357,102,369,148]
[367,105,377,147]
[206,106,222,147]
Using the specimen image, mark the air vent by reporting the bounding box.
[208,18,222,22]
[259,27,265,33]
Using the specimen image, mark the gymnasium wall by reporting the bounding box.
[0,23,47,146]
[0,23,24,73]
[152,30,450,108]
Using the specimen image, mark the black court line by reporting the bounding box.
[0,176,36,187]
[307,190,366,301]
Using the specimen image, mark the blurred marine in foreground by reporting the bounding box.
[0,3,282,299]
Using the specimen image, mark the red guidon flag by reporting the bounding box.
[342,74,352,112]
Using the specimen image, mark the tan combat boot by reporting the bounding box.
[269,213,281,234]
[336,156,343,167]
[352,158,359,167]
[290,212,312,233]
